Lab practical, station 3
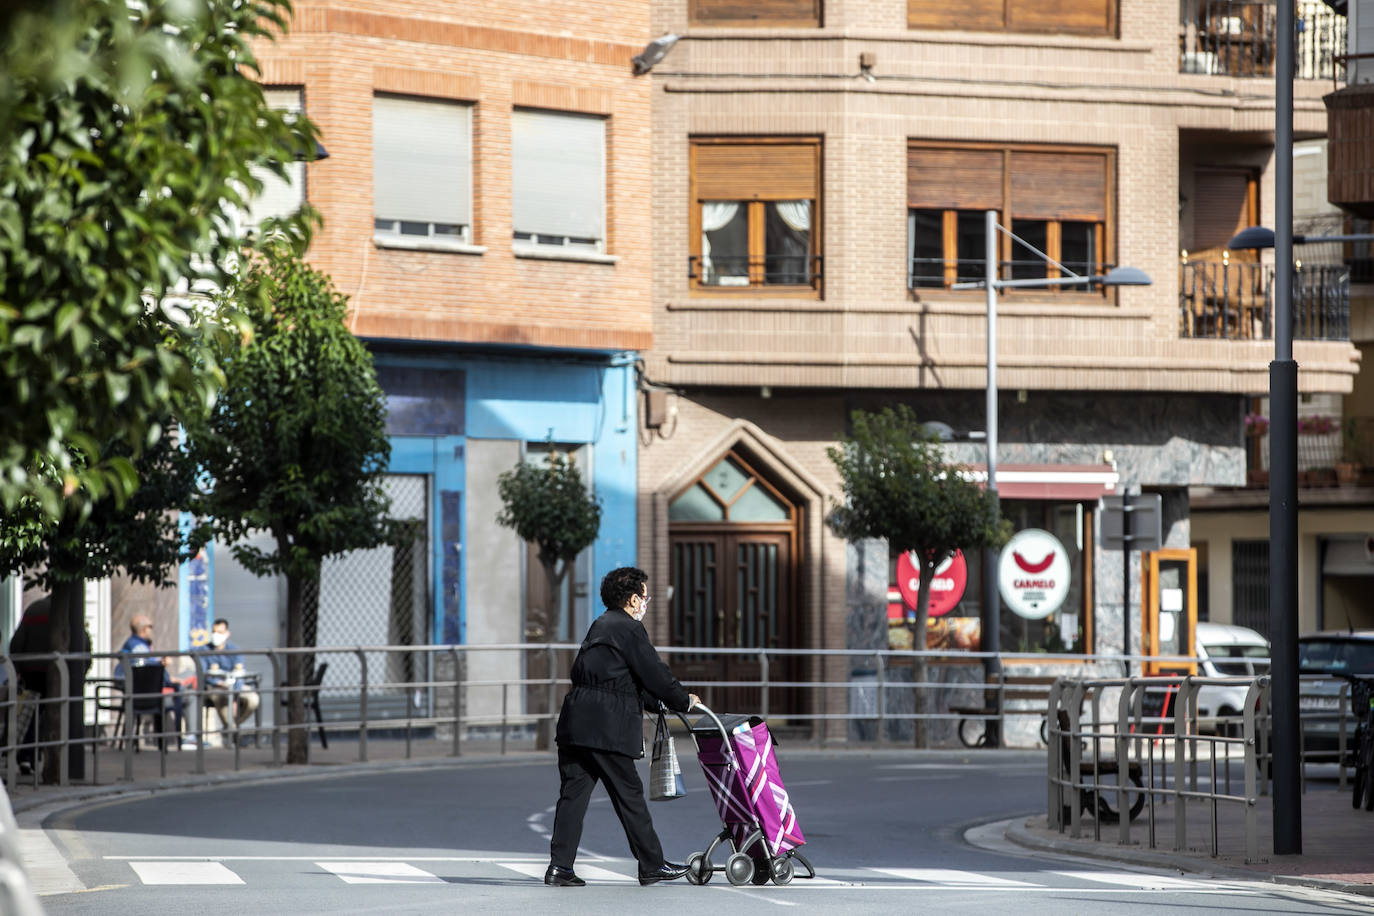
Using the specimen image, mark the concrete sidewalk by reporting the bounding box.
[1007,778,1374,897]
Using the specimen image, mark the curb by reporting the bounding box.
[9,752,549,822]
[1005,815,1374,898]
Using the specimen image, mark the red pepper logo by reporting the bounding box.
[1013,550,1055,574]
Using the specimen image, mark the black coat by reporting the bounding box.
[555,608,691,757]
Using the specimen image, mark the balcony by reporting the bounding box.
[1246,414,1374,488]
[688,254,823,290]
[1179,256,1349,340]
[1180,0,1346,79]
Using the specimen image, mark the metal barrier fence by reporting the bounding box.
[1047,673,1362,862]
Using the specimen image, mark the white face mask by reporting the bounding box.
[210,631,227,648]
[631,595,650,622]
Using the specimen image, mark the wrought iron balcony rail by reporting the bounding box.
[1179,260,1349,341]
[687,254,823,288]
[1179,0,1346,79]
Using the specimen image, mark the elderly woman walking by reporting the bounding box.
[545,566,700,887]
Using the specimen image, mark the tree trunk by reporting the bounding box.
[911,556,936,750]
[41,580,86,784]
[285,570,309,765]
[533,557,567,751]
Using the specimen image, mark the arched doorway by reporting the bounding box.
[668,449,802,716]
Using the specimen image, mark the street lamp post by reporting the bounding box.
[953,210,1152,748]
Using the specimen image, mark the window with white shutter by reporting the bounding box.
[373,94,473,244]
[242,87,306,234]
[511,109,606,252]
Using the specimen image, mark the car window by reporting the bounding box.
[1203,644,1270,677]
[1298,639,1374,674]
[1210,660,1254,676]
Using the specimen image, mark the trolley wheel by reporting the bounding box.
[750,857,770,885]
[725,852,755,886]
[685,852,710,885]
[770,857,795,886]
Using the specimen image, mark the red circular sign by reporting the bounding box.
[896,550,968,618]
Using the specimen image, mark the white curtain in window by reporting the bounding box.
[243,88,306,232]
[700,201,740,278]
[373,95,472,227]
[772,200,810,232]
[511,109,605,241]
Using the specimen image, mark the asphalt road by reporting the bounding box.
[34,750,1374,915]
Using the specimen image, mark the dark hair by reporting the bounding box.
[213,618,230,629]
[600,567,648,611]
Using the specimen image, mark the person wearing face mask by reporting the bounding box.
[545,566,700,888]
[201,618,260,743]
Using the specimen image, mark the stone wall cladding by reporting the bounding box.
[252,0,654,353]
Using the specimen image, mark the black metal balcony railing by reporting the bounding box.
[907,258,1113,291]
[688,254,823,289]
[1179,261,1349,341]
[1179,0,1346,79]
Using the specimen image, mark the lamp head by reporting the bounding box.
[632,34,680,74]
[1228,225,1276,250]
[1099,265,1153,287]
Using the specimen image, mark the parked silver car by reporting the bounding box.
[1297,631,1374,761]
[1194,622,1270,722]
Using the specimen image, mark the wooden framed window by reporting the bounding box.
[689,138,822,294]
[690,0,821,27]
[907,142,1114,294]
[909,0,1115,37]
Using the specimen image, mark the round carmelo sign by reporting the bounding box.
[997,529,1071,620]
[896,550,968,618]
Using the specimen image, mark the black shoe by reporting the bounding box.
[544,865,585,887]
[638,862,689,885]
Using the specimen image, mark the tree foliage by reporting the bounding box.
[0,0,318,519]
[496,448,602,591]
[186,244,393,763]
[828,405,1009,745]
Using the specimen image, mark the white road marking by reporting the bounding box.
[493,861,637,883]
[867,867,1035,887]
[1051,870,1216,890]
[19,828,85,896]
[316,862,445,885]
[128,861,244,885]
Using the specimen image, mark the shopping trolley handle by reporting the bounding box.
[671,699,731,741]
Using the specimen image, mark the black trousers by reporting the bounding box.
[550,744,665,873]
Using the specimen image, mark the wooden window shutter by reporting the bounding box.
[1192,168,1256,252]
[907,147,1004,210]
[691,0,821,26]
[694,143,818,200]
[908,0,1002,29]
[1008,0,1113,35]
[1009,151,1109,221]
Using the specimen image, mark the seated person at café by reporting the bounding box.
[201,618,260,730]
[115,614,190,746]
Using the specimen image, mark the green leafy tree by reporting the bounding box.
[0,0,318,520]
[827,405,1009,747]
[496,448,601,747]
[187,245,393,765]
[0,424,197,782]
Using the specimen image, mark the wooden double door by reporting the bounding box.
[669,530,800,716]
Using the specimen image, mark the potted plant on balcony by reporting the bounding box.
[1298,414,1339,487]
[1336,417,1362,487]
[1244,412,1269,486]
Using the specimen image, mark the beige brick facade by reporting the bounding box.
[253,0,654,352]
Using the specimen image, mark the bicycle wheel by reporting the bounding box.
[1363,750,1374,811]
[1353,763,1367,811]
[958,718,987,748]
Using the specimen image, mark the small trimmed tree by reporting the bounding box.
[496,448,600,747]
[186,245,393,765]
[827,405,1009,747]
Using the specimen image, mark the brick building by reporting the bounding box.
[634,0,1361,738]
[143,0,659,727]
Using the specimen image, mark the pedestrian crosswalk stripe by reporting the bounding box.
[493,861,637,883]
[316,862,445,885]
[129,862,245,885]
[867,868,1035,887]
[1051,870,1211,890]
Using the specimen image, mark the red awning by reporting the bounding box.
[962,464,1118,501]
